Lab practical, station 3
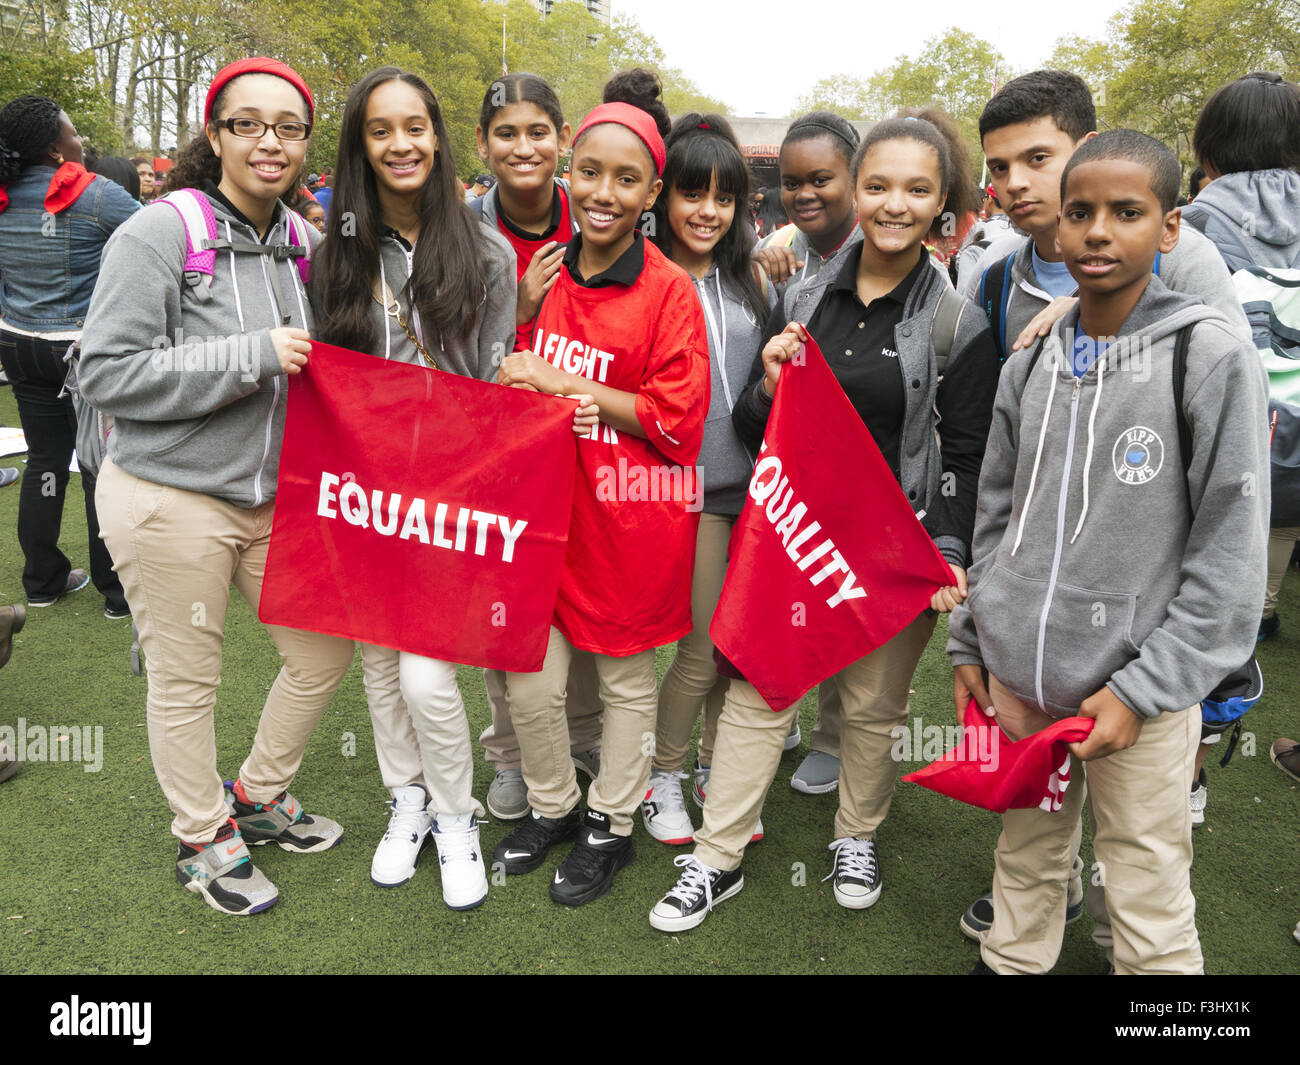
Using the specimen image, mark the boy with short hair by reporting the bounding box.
[963,70,1247,351]
[946,130,1269,974]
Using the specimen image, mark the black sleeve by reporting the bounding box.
[731,301,788,452]
[922,317,1002,563]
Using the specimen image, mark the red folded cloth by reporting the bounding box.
[902,698,1094,813]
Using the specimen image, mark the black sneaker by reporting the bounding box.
[492,808,580,874]
[649,855,744,932]
[1258,613,1281,641]
[549,809,634,906]
[959,889,1085,940]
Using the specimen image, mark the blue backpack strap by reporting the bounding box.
[978,252,1015,361]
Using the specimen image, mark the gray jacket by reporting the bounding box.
[947,278,1270,718]
[78,194,316,507]
[1182,168,1300,272]
[734,235,1001,565]
[371,226,517,382]
[693,264,775,514]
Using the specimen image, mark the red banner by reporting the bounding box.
[709,335,955,710]
[259,342,577,672]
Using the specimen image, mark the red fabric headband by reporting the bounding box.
[573,102,666,176]
[204,57,314,126]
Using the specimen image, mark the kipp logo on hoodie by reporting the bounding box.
[1113,426,1164,485]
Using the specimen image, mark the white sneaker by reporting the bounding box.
[641,769,694,845]
[1189,770,1207,827]
[370,785,432,887]
[784,720,802,752]
[432,812,489,910]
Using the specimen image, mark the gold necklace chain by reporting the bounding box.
[375,284,438,370]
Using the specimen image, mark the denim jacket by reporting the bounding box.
[0,167,139,331]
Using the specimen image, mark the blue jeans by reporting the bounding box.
[0,329,124,609]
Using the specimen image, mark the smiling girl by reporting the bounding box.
[491,74,710,907]
[639,113,773,845]
[649,113,1000,932]
[79,58,354,917]
[471,72,604,824]
[308,67,530,910]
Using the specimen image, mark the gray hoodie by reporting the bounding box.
[370,226,517,381]
[78,193,315,508]
[946,277,1270,718]
[1182,168,1300,272]
[692,264,775,514]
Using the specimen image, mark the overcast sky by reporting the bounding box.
[616,0,1134,116]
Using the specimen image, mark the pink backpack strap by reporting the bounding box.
[154,189,219,301]
[281,206,313,284]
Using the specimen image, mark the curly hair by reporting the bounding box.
[0,95,62,182]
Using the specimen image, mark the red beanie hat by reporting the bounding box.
[204,58,314,126]
[573,102,666,176]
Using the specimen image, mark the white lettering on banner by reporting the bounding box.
[532,327,616,384]
[747,444,867,609]
[315,472,528,563]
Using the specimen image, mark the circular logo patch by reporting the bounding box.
[1112,426,1164,485]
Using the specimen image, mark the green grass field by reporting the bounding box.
[1,384,1297,975]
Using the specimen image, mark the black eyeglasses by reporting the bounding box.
[213,117,312,142]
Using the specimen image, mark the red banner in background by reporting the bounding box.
[709,335,954,710]
[259,342,577,673]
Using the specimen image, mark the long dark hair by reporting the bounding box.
[653,113,765,321]
[478,72,563,136]
[311,67,488,351]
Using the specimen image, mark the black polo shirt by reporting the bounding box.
[500,188,563,241]
[804,245,929,479]
[562,230,645,288]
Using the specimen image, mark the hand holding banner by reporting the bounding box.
[259,341,577,672]
[709,333,955,710]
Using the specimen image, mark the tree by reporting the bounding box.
[794,75,876,120]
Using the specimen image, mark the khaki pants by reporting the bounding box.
[981,676,1203,975]
[97,459,355,844]
[506,627,657,835]
[480,657,604,769]
[359,645,483,819]
[693,612,935,871]
[653,512,732,772]
[1263,526,1300,619]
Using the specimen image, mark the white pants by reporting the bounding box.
[359,644,483,819]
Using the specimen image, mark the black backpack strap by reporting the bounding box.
[979,252,1015,361]
[1172,323,1194,484]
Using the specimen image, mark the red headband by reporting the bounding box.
[204,57,314,126]
[573,102,666,176]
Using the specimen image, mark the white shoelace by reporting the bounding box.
[648,770,689,812]
[435,818,480,862]
[664,855,719,911]
[822,838,877,884]
[384,800,429,844]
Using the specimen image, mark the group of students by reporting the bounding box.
[2,50,1294,974]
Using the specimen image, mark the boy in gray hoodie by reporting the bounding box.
[947,131,1269,974]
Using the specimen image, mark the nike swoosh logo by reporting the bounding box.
[588,836,619,846]
[553,873,565,884]
[502,850,531,860]
[225,845,241,856]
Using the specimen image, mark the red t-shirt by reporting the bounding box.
[497,184,577,352]
[531,236,709,656]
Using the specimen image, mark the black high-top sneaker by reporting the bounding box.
[549,809,635,906]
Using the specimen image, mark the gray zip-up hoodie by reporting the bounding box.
[692,264,775,514]
[960,227,1250,351]
[369,226,517,381]
[946,277,1270,718]
[79,192,315,508]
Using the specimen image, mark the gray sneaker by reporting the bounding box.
[572,746,601,781]
[791,750,839,794]
[224,781,343,853]
[486,768,529,821]
[176,820,280,915]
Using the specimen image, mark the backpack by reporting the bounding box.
[1027,324,1264,759]
[154,188,313,307]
